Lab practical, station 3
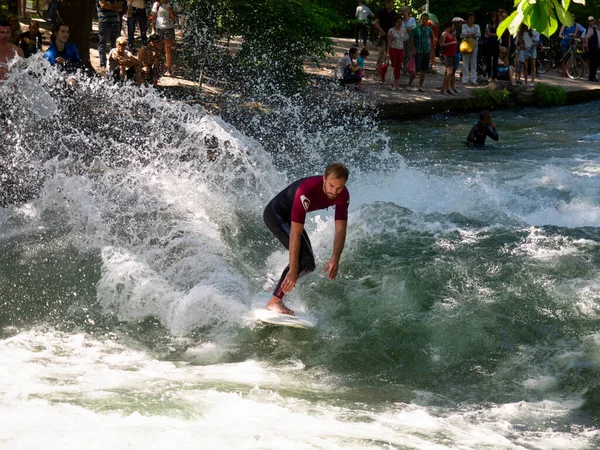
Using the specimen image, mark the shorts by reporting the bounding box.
[523,47,537,59]
[415,52,429,72]
[497,66,510,80]
[156,27,175,41]
[444,55,456,69]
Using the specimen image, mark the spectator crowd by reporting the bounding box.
[340,0,600,94]
[0,0,179,86]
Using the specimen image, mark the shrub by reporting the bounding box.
[472,88,513,106]
[532,83,567,107]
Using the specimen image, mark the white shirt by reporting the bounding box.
[462,23,481,46]
[402,17,416,41]
[108,48,135,71]
[585,25,600,40]
[355,5,373,23]
[152,1,175,29]
[388,27,406,49]
[521,32,534,49]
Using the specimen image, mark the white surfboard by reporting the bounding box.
[253,309,316,329]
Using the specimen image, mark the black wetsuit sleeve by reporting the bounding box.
[486,125,499,142]
[466,122,498,148]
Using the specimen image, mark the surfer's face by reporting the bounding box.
[323,175,346,200]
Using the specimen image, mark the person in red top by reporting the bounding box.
[439,21,458,95]
[263,163,350,315]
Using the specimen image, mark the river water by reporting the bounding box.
[1,59,599,449]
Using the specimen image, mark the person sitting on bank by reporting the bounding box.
[137,33,163,85]
[108,36,142,84]
[8,14,21,45]
[17,20,43,58]
[44,23,81,72]
[339,47,363,90]
[466,110,499,148]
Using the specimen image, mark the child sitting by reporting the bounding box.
[339,47,363,90]
[108,36,142,85]
[356,46,369,78]
[497,46,516,86]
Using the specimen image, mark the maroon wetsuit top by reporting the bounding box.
[271,176,350,224]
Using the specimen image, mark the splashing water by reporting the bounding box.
[1,56,600,449]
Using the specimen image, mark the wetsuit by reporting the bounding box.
[263,176,350,300]
[466,122,499,148]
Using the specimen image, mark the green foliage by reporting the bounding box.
[497,0,586,38]
[532,82,567,106]
[181,0,343,96]
[472,87,513,105]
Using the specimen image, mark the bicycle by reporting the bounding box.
[35,0,60,22]
[538,37,584,79]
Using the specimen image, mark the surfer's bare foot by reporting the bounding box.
[266,296,295,316]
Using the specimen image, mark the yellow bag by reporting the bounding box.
[460,39,475,54]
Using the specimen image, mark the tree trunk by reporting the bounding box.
[57,0,93,68]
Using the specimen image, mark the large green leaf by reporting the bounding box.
[498,0,582,38]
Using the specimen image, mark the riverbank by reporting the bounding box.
[305,37,600,119]
[21,16,600,120]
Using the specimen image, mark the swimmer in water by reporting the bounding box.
[466,110,499,149]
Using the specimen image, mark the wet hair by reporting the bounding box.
[360,47,369,57]
[479,110,492,122]
[325,162,349,181]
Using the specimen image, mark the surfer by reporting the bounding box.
[263,163,350,316]
[0,17,24,80]
[466,110,499,149]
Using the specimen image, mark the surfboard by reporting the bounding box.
[253,308,316,329]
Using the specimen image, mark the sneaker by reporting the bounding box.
[440,89,448,95]
[418,87,425,92]
[451,87,459,93]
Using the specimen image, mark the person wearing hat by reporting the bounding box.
[584,16,600,81]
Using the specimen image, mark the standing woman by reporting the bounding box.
[152,0,177,77]
[440,21,457,94]
[387,17,406,90]
[461,12,481,84]
[485,13,499,80]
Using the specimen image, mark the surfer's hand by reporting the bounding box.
[282,268,298,293]
[324,258,339,280]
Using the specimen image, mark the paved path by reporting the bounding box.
[19,16,600,118]
[305,37,600,118]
